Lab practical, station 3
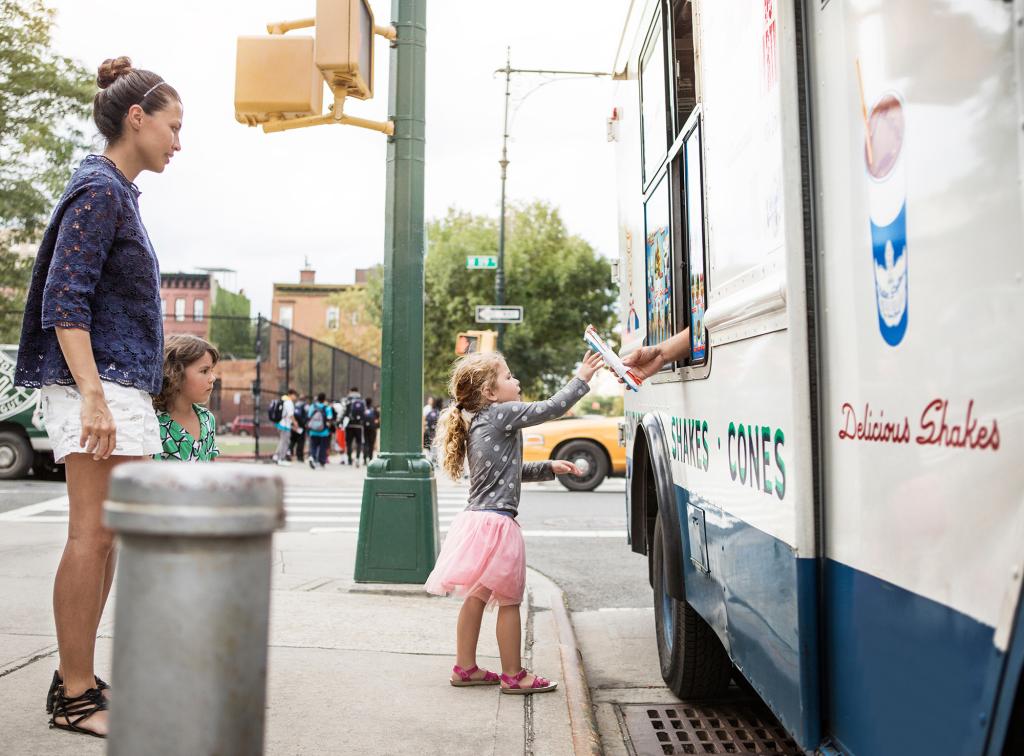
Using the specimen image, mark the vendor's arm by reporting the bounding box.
[621,327,692,380]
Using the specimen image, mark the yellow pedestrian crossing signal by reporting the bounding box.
[234,36,323,126]
[455,330,498,356]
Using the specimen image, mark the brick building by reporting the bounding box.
[271,263,379,362]
[161,272,216,339]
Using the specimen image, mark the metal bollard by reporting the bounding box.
[103,462,284,756]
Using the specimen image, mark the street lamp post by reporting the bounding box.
[354,0,438,583]
[492,53,610,352]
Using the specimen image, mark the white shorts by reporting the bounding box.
[41,382,163,464]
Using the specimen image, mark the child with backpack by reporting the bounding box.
[343,387,366,467]
[306,392,333,469]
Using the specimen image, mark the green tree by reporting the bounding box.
[423,201,616,398]
[209,288,255,358]
[0,0,93,341]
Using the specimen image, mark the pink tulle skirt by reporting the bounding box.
[424,510,526,608]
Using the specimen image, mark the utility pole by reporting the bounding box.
[495,48,512,351]
[493,53,610,352]
[354,0,437,583]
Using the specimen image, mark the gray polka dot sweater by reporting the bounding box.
[465,377,590,516]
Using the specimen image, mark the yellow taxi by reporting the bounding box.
[522,415,626,492]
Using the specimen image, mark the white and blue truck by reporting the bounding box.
[611,0,1023,752]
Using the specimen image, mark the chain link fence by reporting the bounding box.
[0,311,380,459]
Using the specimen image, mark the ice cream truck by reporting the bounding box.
[0,345,60,479]
[611,1,1023,753]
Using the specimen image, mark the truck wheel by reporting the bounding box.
[0,430,34,480]
[555,440,609,492]
[33,452,66,481]
[652,513,732,698]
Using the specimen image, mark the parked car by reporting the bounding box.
[0,345,63,480]
[522,415,626,492]
[224,415,278,437]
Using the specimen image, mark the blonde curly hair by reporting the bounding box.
[153,334,220,413]
[433,352,505,481]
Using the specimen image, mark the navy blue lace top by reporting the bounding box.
[15,155,163,394]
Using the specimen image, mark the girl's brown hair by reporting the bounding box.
[153,335,220,413]
[433,352,505,481]
[94,56,181,145]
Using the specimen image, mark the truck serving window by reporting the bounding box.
[644,175,674,349]
[682,120,707,363]
[638,0,707,374]
[671,0,697,132]
[639,10,670,189]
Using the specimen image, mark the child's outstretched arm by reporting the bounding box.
[487,351,604,433]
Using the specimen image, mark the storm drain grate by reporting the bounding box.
[621,702,802,755]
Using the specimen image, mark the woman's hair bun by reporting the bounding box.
[96,56,133,89]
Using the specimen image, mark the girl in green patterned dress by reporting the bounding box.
[152,334,221,462]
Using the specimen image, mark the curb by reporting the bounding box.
[528,568,603,756]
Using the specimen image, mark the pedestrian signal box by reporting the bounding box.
[235,0,394,133]
[455,330,498,356]
[316,0,376,100]
[235,36,324,125]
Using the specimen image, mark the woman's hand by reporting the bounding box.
[621,345,666,381]
[79,391,117,460]
[551,459,582,476]
[575,350,604,382]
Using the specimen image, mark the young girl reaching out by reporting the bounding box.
[153,335,221,462]
[425,349,604,693]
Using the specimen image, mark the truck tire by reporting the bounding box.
[555,439,609,492]
[652,513,732,698]
[0,430,34,480]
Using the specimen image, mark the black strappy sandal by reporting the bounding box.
[49,685,108,739]
[46,670,110,714]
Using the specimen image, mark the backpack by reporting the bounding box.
[293,400,307,423]
[345,397,366,426]
[306,405,326,433]
[425,408,439,434]
[267,398,284,423]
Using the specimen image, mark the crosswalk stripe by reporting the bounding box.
[286,506,463,513]
[308,527,627,538]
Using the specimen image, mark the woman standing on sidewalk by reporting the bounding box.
[14,56,181,738]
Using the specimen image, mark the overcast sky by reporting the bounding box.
[47,0,627,317]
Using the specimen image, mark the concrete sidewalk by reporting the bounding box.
[0,463,583,755]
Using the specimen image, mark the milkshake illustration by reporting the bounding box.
[864,91,908,346]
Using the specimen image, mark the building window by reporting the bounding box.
[194,298,205,322]
[326,306,339,330]
[350,311,360,325]
[175,298,186,322]
[279,305,293,330]
[161,299,167,317]
[277,341,288,369]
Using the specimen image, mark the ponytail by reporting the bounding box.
[434,406,470,481]
[432,352,504,481]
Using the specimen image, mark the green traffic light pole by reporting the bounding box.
[354,0,438,583]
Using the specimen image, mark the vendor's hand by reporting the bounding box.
[575,350,604,382]
[621,345,666,381]
[551,459,582,476]
[79,392,117,460]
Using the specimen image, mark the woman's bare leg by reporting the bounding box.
[52,454,135,734]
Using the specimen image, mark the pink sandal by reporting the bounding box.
[499,668,558,695]
[450,664,501,687]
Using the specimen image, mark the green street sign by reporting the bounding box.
[466,255,498,270]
